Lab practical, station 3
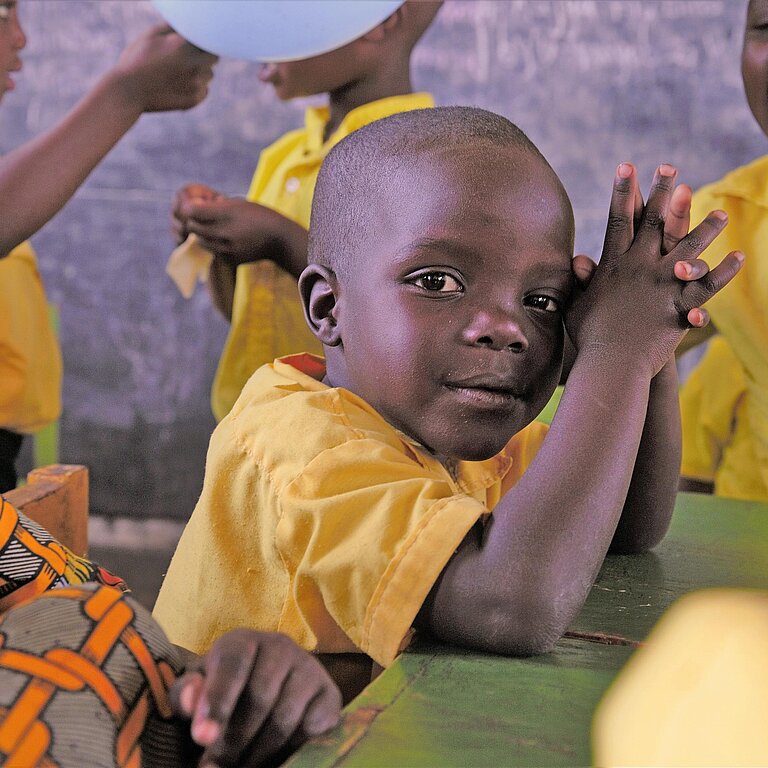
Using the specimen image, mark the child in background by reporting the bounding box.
[0,496,342,766]
[0,0,216,491]
[155,107,741,696]
[678,0,768,501]
[171,0,441,420]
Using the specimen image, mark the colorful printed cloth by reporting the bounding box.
[0,583,194,767]
[0,496,127,614]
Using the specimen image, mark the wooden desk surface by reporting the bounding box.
[286,493,768,767]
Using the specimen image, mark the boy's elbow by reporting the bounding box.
[465,596,571,657]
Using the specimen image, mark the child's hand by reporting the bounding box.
[177,197,299,267]
[111,23,218,113]
[571,171,711,327]
[171,630,342,768]
[172,183,223,244]
[566,162,743,378]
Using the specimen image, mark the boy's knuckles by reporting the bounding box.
[640,209,665,231]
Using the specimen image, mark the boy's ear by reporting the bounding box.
[299,264,342,347]
[362,6,403,42]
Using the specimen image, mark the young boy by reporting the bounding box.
[155,107,742,690]
[171,0,442,420]
[678,0,768,501]
[0,0,217,491]
[0,496,342,766]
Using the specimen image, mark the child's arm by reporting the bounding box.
[608,357,680,553]
[418,164,743,657]
[171,630,342,767]
[172,189,309,320]
[0,24,216,256]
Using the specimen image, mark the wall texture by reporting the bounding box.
[1,0,761,518]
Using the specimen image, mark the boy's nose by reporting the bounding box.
[13,18,26,50]
[463,311,529,353]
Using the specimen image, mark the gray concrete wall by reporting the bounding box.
[2,0,761,519]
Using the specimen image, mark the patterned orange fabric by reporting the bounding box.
[0,497,127,614]
[0,584,194,767]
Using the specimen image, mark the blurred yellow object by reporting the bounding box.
[592,589,768,767]
[165,233,213,299]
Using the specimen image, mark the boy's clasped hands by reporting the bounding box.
[571,161,741,371]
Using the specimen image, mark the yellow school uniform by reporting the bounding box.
[155,354,547,668]
[0,242,61,434]
[210,93,435,421]
[680,156,768,500]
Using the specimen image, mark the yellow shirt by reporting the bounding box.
[0,242,62,434]
[211,93,435,421]
[155,354,548,667]
[680,156,768,500]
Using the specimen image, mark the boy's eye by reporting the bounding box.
[411,271,463,293]
[0,2,14,21]
[524,294,560,313]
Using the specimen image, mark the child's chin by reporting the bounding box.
[447,435,516,463]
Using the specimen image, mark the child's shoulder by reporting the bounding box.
[221,356,423,483]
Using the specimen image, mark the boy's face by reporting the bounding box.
[743,0,768,138]
[258,41,367,101]
[0,0,24,104]
[327,144,574,462]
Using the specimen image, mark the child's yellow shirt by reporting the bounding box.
[155,354,547,668]
[0,242,62,434]
[680,155,768,501]
[211,93,435,421]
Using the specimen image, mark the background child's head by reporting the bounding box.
[258,0,442,100]
[742,0,768,137]
[0,0,25,104]
[301,106,574,462]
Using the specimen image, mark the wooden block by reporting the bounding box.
[4,465,88,556]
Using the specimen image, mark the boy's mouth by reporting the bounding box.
[443,376,523,407]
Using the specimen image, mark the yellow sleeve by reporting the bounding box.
[680,337,746,481]
[277,437,487,667]
[155,423,487,668]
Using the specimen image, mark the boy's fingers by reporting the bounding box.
[181,200,224,223]
[631,172,644,235]
[680,250,744,309]
[204,639,304,766]
[191,633,259,748]
[169,671,204,718]
[686,306,710,328]
[673,258,709,281]
[602,162,639,257]
[635,163,677,249]
[668,210,727,264]
[662,183,692,255]
[302,683,343,736]
[227,670,317,767]
[571,254,596,288]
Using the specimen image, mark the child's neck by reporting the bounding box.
[324,63,414,141]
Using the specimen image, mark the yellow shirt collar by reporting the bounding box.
[272,353,514,493]
[303,92,435,155]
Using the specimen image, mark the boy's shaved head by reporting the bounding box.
[308,107,559,277]
[302,105,575,461]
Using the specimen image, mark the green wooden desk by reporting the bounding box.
[286,493,768,767]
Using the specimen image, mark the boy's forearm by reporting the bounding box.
[609,359,679,553]
[0,70,142,255]
[271,219,308,279]
[422,352,652,655]
[207,258,237,321]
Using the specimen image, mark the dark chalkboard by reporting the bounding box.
[1,0,760,518]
